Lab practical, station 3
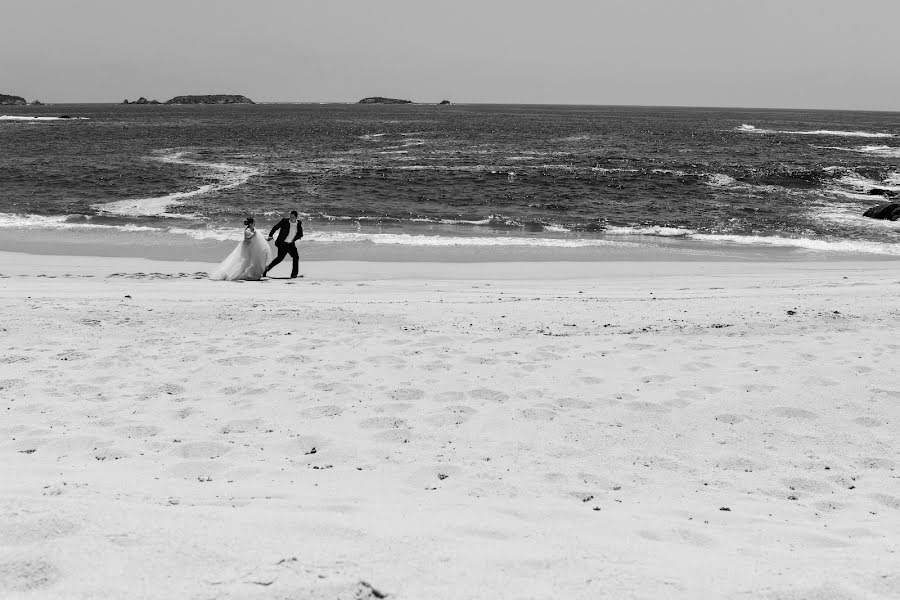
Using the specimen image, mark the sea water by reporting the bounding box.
[1,103,898,257]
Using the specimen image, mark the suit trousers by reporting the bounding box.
[266,242,299,277]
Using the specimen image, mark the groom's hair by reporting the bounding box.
[290,210,298,217]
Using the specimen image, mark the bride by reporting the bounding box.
[209,217,272,281]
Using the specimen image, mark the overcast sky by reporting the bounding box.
[2,0,898,110]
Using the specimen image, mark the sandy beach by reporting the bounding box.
[1,251,899,599]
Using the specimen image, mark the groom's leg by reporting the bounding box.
[287,245,299,278]
[265,243,287,274]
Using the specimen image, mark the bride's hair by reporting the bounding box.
[243,217,255,226]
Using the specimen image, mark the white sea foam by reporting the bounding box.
[604,225,694,237]
[738,124,893,138]
[651,168,690,177]
[92,151,259,218]
[0,212,159,232]
[591,167,639,174]
[303,232,631,248]
[691,233,900,255]
[706,173,737,187]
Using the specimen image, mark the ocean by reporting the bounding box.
[1,103,898,258]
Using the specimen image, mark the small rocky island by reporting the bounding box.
[439,100,451,105]
[164,94,255,105]
[1,93,27,106]
[122,97,160,105]
[358,97,412,104]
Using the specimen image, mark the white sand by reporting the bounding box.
[1,252,898,599]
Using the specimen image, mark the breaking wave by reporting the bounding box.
[92,151,259,218]
[738,124,894,138]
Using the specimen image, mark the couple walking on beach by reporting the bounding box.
[209,211,303,281]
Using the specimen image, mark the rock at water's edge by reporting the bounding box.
[862,202,900,221]
[358,97,413,104]
[0,93,27,106]
[164,94,255,105]
[439,100,451,105]
[30,100,44,106]
[868,188,899,198]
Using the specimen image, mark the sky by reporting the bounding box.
[2,0,898,110]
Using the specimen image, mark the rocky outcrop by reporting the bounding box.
[30,100,44,106]
[122,97,160,105]
[164,94,254,105]
[862,202,900,221]
[439,100,451,105]
[0,93,27,105]
[867,188,899,198]
[358,97,412,104]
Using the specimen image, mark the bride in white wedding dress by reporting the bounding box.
[209,217,272,281]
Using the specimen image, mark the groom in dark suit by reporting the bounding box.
[264,210,304,278]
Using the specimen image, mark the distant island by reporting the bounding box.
[122,97,160,105]
[358,97,412,105]
[165,94,254,105]
[1,93,27,106]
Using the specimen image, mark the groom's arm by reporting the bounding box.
[268,220,282,239]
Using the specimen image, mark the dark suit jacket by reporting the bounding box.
[269,218,303,244]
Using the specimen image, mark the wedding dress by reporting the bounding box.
[209,228,272,281]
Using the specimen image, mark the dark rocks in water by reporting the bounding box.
[30,100,44,106]
[439,100,451,105]
[358,97,412,104]
[867,188,899,198]
[0,93,27,106]
[164,94,255,105]
[863,203,900,221]
[57,115,72,119]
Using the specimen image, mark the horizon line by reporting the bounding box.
[4,99,900,114]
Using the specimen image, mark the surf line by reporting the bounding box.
[92,150,260,218]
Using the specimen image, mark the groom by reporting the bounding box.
[264,210,304,278]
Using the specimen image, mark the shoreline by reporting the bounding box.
[2,227,899,264]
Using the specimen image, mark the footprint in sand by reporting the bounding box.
[373,403,412,415]
[0,559,60,592]
[518,408,557,421]
[299,405,343,419]
[857,457,896,470]
[215,356,262,366]
[359,416,408,430]
[782,477,833,495]
[433,391,466,403]
[52,350,89,361]
[773,407,818,420]
[639,375,675,384]
[425,405,477,427]
[218,419,264,434]
[637,528,713,547]
[390,388,425,402]
[174,441,231,459]
[626,401,670,414]
[118,424,162,438]
[372,429,412,444]
[554,397,590,410]
[871,494,900,509]
[715,414,749,425]
[715,456,760,472]
[0,517,78,546]
[468,388,509,403]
